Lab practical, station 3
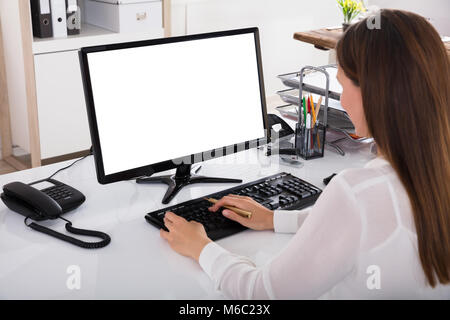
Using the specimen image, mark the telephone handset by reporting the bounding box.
[1,178,110,249]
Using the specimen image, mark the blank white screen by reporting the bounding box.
[87,32,265,175]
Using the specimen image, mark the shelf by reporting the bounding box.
[32,23,165,55]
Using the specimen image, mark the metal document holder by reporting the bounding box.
[276,65,329,160]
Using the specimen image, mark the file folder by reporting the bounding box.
[30,0,53,38]
[50,0,67,38]
[66,0,80,35]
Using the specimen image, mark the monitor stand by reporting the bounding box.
[136,164,243,204]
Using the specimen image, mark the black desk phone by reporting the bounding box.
[1,178,110,249]
[1,179,85,221]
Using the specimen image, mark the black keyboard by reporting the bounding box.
[145,172,322,240]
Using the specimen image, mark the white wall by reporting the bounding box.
[369,0,450,35]
[171,0,450,98]
[171,0,343,97]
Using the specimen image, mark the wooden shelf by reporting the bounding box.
[294,28,450,56]
[293,28,343,50]
[33,23,165,54]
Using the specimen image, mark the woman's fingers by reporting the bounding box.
[164,211,175,223]
[228,194,254,201]
[208,195,247,212]
[227,194,245,199]
[160,228,170,240]
[163,212,174,224]
[222,209,248,226]
[164,211,187,231]
[165,211,184,223]
[163,217,174,232]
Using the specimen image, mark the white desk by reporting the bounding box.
[0,144,375,299]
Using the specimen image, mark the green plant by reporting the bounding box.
[337,0,366,24]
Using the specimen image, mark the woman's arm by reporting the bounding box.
[273,208,311,233]
[197,174,363,299]
[159,194,312,262]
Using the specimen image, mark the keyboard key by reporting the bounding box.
[300,191,311,199]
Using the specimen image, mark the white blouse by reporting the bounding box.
[199,157,450,299]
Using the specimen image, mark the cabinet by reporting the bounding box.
[34,50,91,159]
[0,0,171,168]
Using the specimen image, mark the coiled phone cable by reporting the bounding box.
[24,216,111,249]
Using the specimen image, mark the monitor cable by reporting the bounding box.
[46,146,93,180]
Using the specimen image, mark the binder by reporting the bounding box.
[30,0,53,38]
[50,0,67,38]
[66,0,81,35]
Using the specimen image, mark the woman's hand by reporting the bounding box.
[209,194,274,231]
[160,211,212,261]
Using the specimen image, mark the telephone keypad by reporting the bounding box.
[42,186,74,201]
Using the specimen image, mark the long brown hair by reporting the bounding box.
[336,9,450,287]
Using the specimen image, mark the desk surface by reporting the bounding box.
[0,143,375,299]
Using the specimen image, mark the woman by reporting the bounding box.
[160,9,450,299]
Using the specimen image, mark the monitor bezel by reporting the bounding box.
[79,27,268,185]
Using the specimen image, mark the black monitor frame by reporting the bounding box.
[79,27,268,186]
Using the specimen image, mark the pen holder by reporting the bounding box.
[267,65,330,161]
[294,65,329,160]
[294,122,326,159]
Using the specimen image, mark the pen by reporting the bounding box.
[313,95,322,150]
[315,96,323,124]
[310,95,316,126]
[204,198,252,219]
[303,96,307,126]
[308,97,314,152]
[304,113,309,154]
[316,126,321,150]
[307,95,311,114]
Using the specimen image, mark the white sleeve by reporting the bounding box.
[198,174,363,299]
[273,208,311,233]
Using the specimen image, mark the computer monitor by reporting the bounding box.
[79,27,268,204]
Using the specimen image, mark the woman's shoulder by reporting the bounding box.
[334,156,395,191]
